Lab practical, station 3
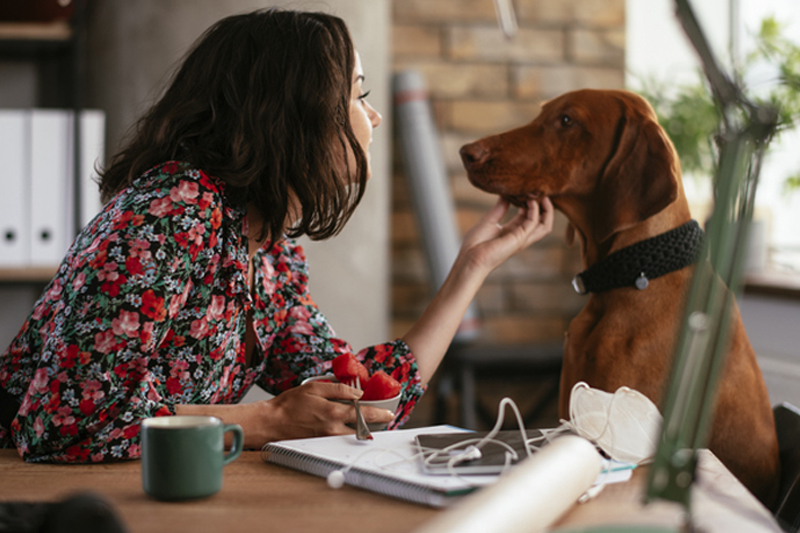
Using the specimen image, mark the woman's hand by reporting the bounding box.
[176,382,394,449]
[458,196,554,277]
[257,382,393,442]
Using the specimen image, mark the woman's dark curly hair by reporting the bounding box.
[98,9,367,241]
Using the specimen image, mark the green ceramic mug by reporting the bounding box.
[141,415,244,501]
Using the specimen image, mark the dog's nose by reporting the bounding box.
[459,143,489,169]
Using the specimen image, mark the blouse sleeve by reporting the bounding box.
[8,166,222,462]
[254,241,426,429]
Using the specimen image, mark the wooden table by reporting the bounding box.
[551,450,782,532]
[0,448,782,532]
[0,450,437,533]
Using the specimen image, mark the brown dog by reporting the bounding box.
[460,89,779,507]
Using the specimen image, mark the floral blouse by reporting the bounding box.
[0,161,424,463]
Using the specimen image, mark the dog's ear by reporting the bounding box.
[594,107,679,243]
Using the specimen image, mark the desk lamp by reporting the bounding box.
[644,0,780,525]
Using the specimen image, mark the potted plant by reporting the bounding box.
[637,17,800,273]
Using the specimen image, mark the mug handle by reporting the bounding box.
[222,424,244,465]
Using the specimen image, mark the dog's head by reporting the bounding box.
[460,89,681,244]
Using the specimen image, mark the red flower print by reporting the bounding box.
[174,232,189,249]
[139,321,155,348]
[148,196,173,217]
[79,398,95,416]
[168,293,185,318]
[166,377,182,395]
[94,330,119,354]
[112,310,140,338]
[198,191,214,212]
[52,406,75,427]
[210,207,222,229]
[71,272,86,292]
[64,445,90,462]
[100,281,121,297]
[44,279,63,302]
[128,444,140,458]
[33,417,44,438]
[62,344,80,369]
[288,306,311,322]
[141,290,166,321]
[169,180,200,204]
[189,318,208,339]
[162,161,179,174]
[112,210,134,230]
[169,360,190,380]
[123,424,139,440]
[207,295,225,321]
[125,256,143,277]
[31,368,49,394]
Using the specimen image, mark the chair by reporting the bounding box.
[393,69,563,430]
[773,402,800,532]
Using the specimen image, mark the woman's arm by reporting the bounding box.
[402,197,554,384]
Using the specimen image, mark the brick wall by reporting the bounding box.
[389,0,626,345]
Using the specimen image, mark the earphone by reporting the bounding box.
[327,470,345,489]
[326,398,544,489]
[456,445,482,463]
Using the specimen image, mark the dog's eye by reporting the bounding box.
[560,114,573,127]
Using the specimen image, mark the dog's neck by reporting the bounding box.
[557,195,693,270]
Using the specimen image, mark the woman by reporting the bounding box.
[0,9,554,462]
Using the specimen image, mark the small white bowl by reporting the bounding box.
[301,374,400,431]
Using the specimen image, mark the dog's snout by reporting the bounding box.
[459,143,489,169]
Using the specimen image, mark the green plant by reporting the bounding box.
[637,17,800,191]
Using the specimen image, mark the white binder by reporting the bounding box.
[79,109,105,227]
[0,110,30,266]
[30,109,72,266]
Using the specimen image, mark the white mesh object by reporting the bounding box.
[566,381,663,465]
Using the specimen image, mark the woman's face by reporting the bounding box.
[349,52,382,179]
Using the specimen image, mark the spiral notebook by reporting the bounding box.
[261,425,497,507]
[262,425,634,508]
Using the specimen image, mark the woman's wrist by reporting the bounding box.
[175,401,270,450]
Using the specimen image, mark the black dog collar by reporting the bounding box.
[572,219,705,294]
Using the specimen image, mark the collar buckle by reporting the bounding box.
[572,274,588,295]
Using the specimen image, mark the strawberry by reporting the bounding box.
[331,353,369,387]
[361,370,401,401]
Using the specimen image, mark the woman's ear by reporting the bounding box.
[593,110,679,243]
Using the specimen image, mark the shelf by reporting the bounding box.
[0,266,58,284]
[744,270,800,301]
[0,20,71,41]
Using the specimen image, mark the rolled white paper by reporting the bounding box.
[414,435,603,533]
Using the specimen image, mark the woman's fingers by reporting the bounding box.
[498,196,552,244]
[359,405,395,424]
[482,197,511,225]
[302,381,362,401]
[287,382,394,434]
